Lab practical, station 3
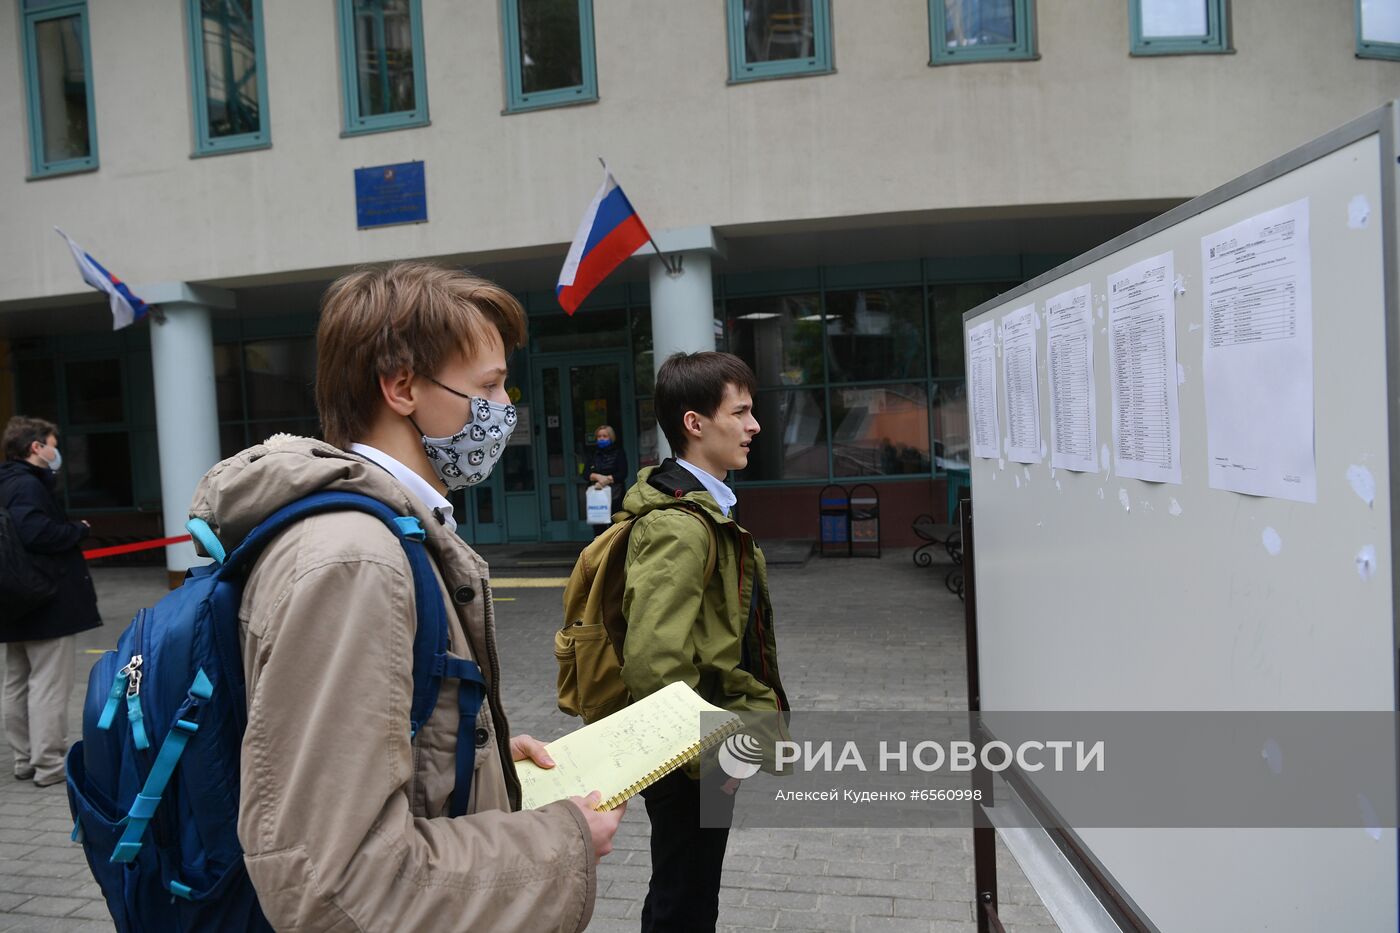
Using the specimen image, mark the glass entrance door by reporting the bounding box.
[533,350,635,540]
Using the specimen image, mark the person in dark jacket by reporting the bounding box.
[583,424,627,535]
[0,416,101,787]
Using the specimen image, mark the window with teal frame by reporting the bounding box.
[930,0,1036,65]
[20,0,98,178]
[726,0,833,83]
[187,0,271,155]
[337,0,429,134]
[1129,0,1230,56]
[501,0,598,113]
[1357,0,1400,61]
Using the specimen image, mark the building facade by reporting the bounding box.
[1,0,1396,563]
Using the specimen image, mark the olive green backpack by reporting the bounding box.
[555,506,717,723]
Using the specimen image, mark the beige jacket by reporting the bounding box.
[188,435,595,933]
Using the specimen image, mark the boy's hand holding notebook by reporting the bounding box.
[517,682,740,811]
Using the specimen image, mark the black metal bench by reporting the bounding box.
[911,515,963,599]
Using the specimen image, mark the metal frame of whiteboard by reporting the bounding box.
[960,100,1398,933]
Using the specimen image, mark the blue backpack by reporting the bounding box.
[65,491,487,932]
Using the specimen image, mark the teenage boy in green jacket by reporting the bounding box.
[619,351,788,933]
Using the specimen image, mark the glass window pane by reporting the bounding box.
[743,388,828,481]
[726,293,823,388]
[243,338,316,420]
[219,423,246,460]
[929,282,1015,380]
[64,433,132,509]
[66,359,122,425]
[532,308,627,352]
[631,307,654,396]
[518,0,583,94]
[1139,0,1207,38]
[503,445,535,491]
[1362,0,1400,43]
[543,367,564,477]
[549,484,567,520]
[33,15,90,164]
[200,0,262,138]
[944,0,1016,49]
[831,384,930,477]
[932,380,970,470]
[742,0,816,64]
[825,287,926,383]
[214,343,244,421]
[353,0,416,116]
[636,398,659,468]
[15,357,57,420]
[475,485,495,524]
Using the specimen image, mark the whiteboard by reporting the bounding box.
[963,103,1398,932]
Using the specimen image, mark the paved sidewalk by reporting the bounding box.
[0,551,1059,932]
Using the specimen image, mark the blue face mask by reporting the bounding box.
[596,437,613,449]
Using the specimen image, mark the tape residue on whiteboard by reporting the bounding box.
[1348,195,1370,230]
[1347,465,1376,507]
[1169,498,1183,517]
[1358,794,1382,842]
[1177,363,1186,386]
[1118,489,1131,512]
[1014,474,1021,489]
[1262,527,1282,556]
[1173,274,1186,297]
[1188,322,1202,333]
[1097,488,1104,500]
[1100,444,1111,474]
[1262,738,1282,776]
[1357,545,1377,581]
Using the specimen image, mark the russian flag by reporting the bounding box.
[55,228,154,330]
[557,170,653,315]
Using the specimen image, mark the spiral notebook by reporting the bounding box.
[517,682,740,811]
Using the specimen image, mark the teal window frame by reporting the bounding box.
[929,0,1037,65]
[1357,0,1400,60]
[500,0,598,114]
[186,0,271,156]
[726,0,834,83]
[1129,0,1229,55]
[336,0,429,135]
[20,0,99,178]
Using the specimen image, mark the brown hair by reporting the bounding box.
[654,352,758,457]
[3,416,58,462]
[315,262,528,449]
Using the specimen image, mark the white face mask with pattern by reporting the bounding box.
[412,378,517,491]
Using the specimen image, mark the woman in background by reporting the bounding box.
[584,424,627,535]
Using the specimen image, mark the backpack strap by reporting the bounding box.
[220,491,483,816]
[671,506,719,585]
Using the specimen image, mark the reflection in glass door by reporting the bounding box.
[533,351,633,540]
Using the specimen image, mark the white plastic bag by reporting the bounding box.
[586,486,612,525]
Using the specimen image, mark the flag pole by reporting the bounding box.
[598,157,678,275]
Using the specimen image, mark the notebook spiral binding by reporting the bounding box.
[600,714,743,811]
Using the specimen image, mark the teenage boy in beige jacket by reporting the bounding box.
[188,262,622,932]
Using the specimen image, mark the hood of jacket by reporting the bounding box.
[188,433,427,557]
[620,459,733,525]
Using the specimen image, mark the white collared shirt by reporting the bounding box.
[349,443,457,533]
[675,458,737,517]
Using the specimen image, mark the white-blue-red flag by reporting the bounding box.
[55,228,154,330]
[556,169,654,315]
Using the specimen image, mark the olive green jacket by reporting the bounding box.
[618,460,788,719]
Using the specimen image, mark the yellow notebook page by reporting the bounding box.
[517,682,740,811]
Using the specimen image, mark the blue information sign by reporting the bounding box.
[354,161,427,229]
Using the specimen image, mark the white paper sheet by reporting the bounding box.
[1140,0,1208,37]
[1001,305,1041,464]
[1046,284,1098,473]
[968,319,1000,460]
[1109,252,1182,485]
[1201,199,1315,503]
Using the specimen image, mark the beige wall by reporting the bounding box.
[0,0,1394,305]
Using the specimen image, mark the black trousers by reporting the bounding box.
[640,769,735,932]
